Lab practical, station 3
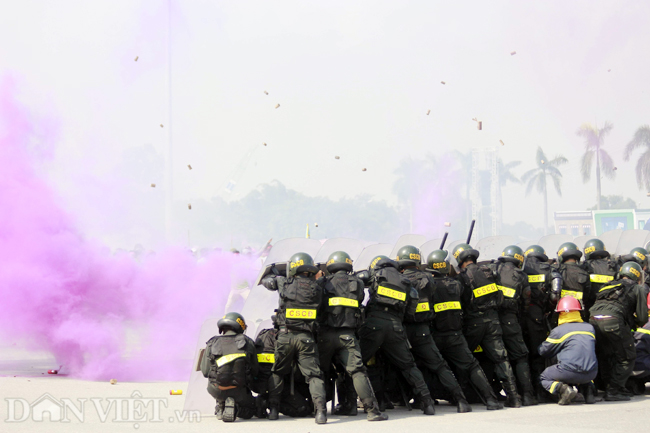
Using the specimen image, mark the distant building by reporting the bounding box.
[554,209,650,236]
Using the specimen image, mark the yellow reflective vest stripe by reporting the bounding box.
[545,331,595,344]
[433,301,461,312]
[590,274,614,283]
[329,297,359,308]
[473,283,498,298]
[377,286,407,301]
[415,302,430,312]
[216,353,246,367]
[561,290,583,300]
[528,274,545,283]
[498,286,517,298]
[286,309,317,319]
[257,353,275,363]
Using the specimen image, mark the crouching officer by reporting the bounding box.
[397,245,472,413]
[589,261,649,401]
[628,293,650,394]
[261,252,328,424]
[453,243,522,408]
[318,251,388,421]
[201,312,258,422]
[539,297,598,405]
[426,249,503,410]
[357,255,437,415]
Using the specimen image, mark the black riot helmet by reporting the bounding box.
[500,245,525,267]
[524,245,548,262]
[288,252,318,277]
[396,245,422,267]
[452,243,479,265]
[427,249,450,274]
[326,251,353,273]
[619,261,643,282]
[557,242,582,264]
[369,255,391,270]
[630,247,649,269]
[218,312,247,334]
[583,239,609,260]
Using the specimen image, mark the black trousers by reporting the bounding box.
[590,316,636,393]
[358,313,431,400]
[207,383,256,419]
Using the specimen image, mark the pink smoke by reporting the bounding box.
[0,80,258,381]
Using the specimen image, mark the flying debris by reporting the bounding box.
[426,109,431,115]
[150,183,156,188]
[647,192,650,197]
[477,121,482,130]
[510,51,516,56]
[541,160,545,164]
[608,69,611,72]
[188,204,192,210]
[335,156,340,160]
[614,167,618,171]
[315,223,319,227]
[275,103,280,109]
[444,222,451,227]
[188,164,192,170]
[440,81,446,85]
[263,142,267,146]
[160,124,164,128]
[362,168,367,172]
[264,90,269,95]
[134,56,139,61]
[500,140,505,146]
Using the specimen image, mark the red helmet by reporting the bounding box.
[555,296,582,313]
[647,292,650,309]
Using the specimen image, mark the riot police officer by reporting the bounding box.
[582,239,617,313]
[452,243,522,408]
[261,252,328,423]
[554,243,590,317]
[426,249,503,410]
[318,251,388,421]
[589,261,649,400]
[396,246,471,413]
[521,245,557,399]
[494,245,538,406]
[357,255,437,415]
[201,312,259,422]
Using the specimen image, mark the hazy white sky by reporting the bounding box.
[2,0,650,239]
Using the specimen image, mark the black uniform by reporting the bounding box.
[522,255,553,393]
[589,278,649,396]
[458,262,520,404]
[401,267,467,404]
[318,270,377,410]
[582,258,617,313]
[262,274,327,410]
[430,272,500,406]
[202,331,259,419]
[357,259,435,409]
[494,259,536,402]
[556,262,591,318]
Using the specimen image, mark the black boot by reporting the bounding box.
[334,401,357,416]
[515,361,538,406]
[557,383,577,405]
[222,397,236,422]
[314,399,328,424]
[255,396,268,418]
[453,389,472,413]
[362,399,389,421]
[268,405,279,420]
[420,396,435,415]
[470,367,503,410]
[215,401,225,420]
[498,362,522,408]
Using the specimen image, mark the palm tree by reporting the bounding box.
[497,159,521,232]
[624,125,650,191]
[576,122,616,209]
[521,147,568,235]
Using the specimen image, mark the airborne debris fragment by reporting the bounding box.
[426,109,431,115]
[500,140,505,146]
[335,156,340,159]
[441,81,446,85]
[608,69,611,72]
[444,222,451,227]
[275,103,280,109]
[188,164,192,170]
[263,142,267,146]
[362,168,367,172]
[510,51,516,56]
[135,56,139,61]
[315,223,319,227]
[110,379,117,385]
[477,121,482,130]
[264,90,269,95]
[188,204,192,210]
[160,124,164,128]
[541,160,545,164]
[150,183,156,188]
[614,167,617,171]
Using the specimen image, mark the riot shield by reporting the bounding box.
[388,234,428,259]
[354,243,392,271]
[476,236,517,262]
[420,239,444,264]
[313,238,371,272]
[572,235,592,251]
[538,234,573,259]
[183,318,220,416]
[599,229,623,255]
[614,229,650,256]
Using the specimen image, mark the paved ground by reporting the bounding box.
[0,373,648,433]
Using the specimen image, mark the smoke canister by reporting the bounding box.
[48,370,58,374]
[170,390,183,395]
